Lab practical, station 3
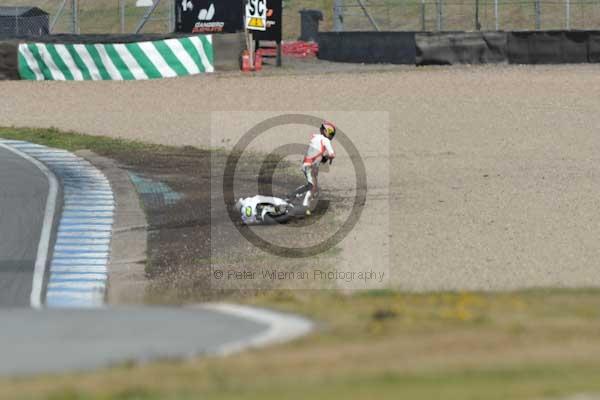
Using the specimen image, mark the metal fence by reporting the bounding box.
[5,0,600,36]
[0,10,50,36]
[1,0,175,34]
[333,0,600,31]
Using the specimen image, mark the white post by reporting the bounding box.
[72,0,78,34]
[421,0,426,31]
[249,32,254,69]
[333,0,344,32]
[494,0,499,30]
[565,0,570,30]
[120,0,126,33]
[169,0,175,32]
[437,0,443,31]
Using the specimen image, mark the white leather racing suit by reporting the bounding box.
[294,133,335,207]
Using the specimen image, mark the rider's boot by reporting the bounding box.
[288,184,310,202]
[302,190,312,208]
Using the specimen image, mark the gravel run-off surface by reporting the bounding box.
[3,63,600,291]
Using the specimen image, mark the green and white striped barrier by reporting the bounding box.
[18,35,214,81]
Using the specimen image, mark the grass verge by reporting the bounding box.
[1,289,600,399]
[0,126,169,155]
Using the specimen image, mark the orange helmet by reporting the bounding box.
[320,121,336,140]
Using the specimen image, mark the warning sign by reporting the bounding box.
[247,17,265,29]
[245,0,267,31]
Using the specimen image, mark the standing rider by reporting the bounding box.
[290,121,336,214]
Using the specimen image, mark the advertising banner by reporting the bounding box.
[176,0,243,34]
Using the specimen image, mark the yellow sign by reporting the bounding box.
[247,17,265,29]
[245,0,267,31]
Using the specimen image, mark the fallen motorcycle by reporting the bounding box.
[235,156,332,225]
[234,193,311,225]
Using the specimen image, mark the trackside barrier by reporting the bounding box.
[416,31,507,65]
[318,30,600,66]
[507,31,589,64]
[588,31,600,62]
[0,32,244,80]
[318,31,416,64]
[4,31,600,78]
[18,35,214,80]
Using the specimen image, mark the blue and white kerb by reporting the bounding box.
[0,140,113,308]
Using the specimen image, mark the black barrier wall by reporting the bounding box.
[317,30,600,66]
[318,32,416,64]
[416,32,507,65]
[507,31,589,64]
[588,31,600,62]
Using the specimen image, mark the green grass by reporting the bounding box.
[2,289,600,399]
[0,126,169,155]
[19,363,600,400]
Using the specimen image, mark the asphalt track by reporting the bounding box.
[0,146,48,307]
[0,304,312,376]
[0,307,266,376]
